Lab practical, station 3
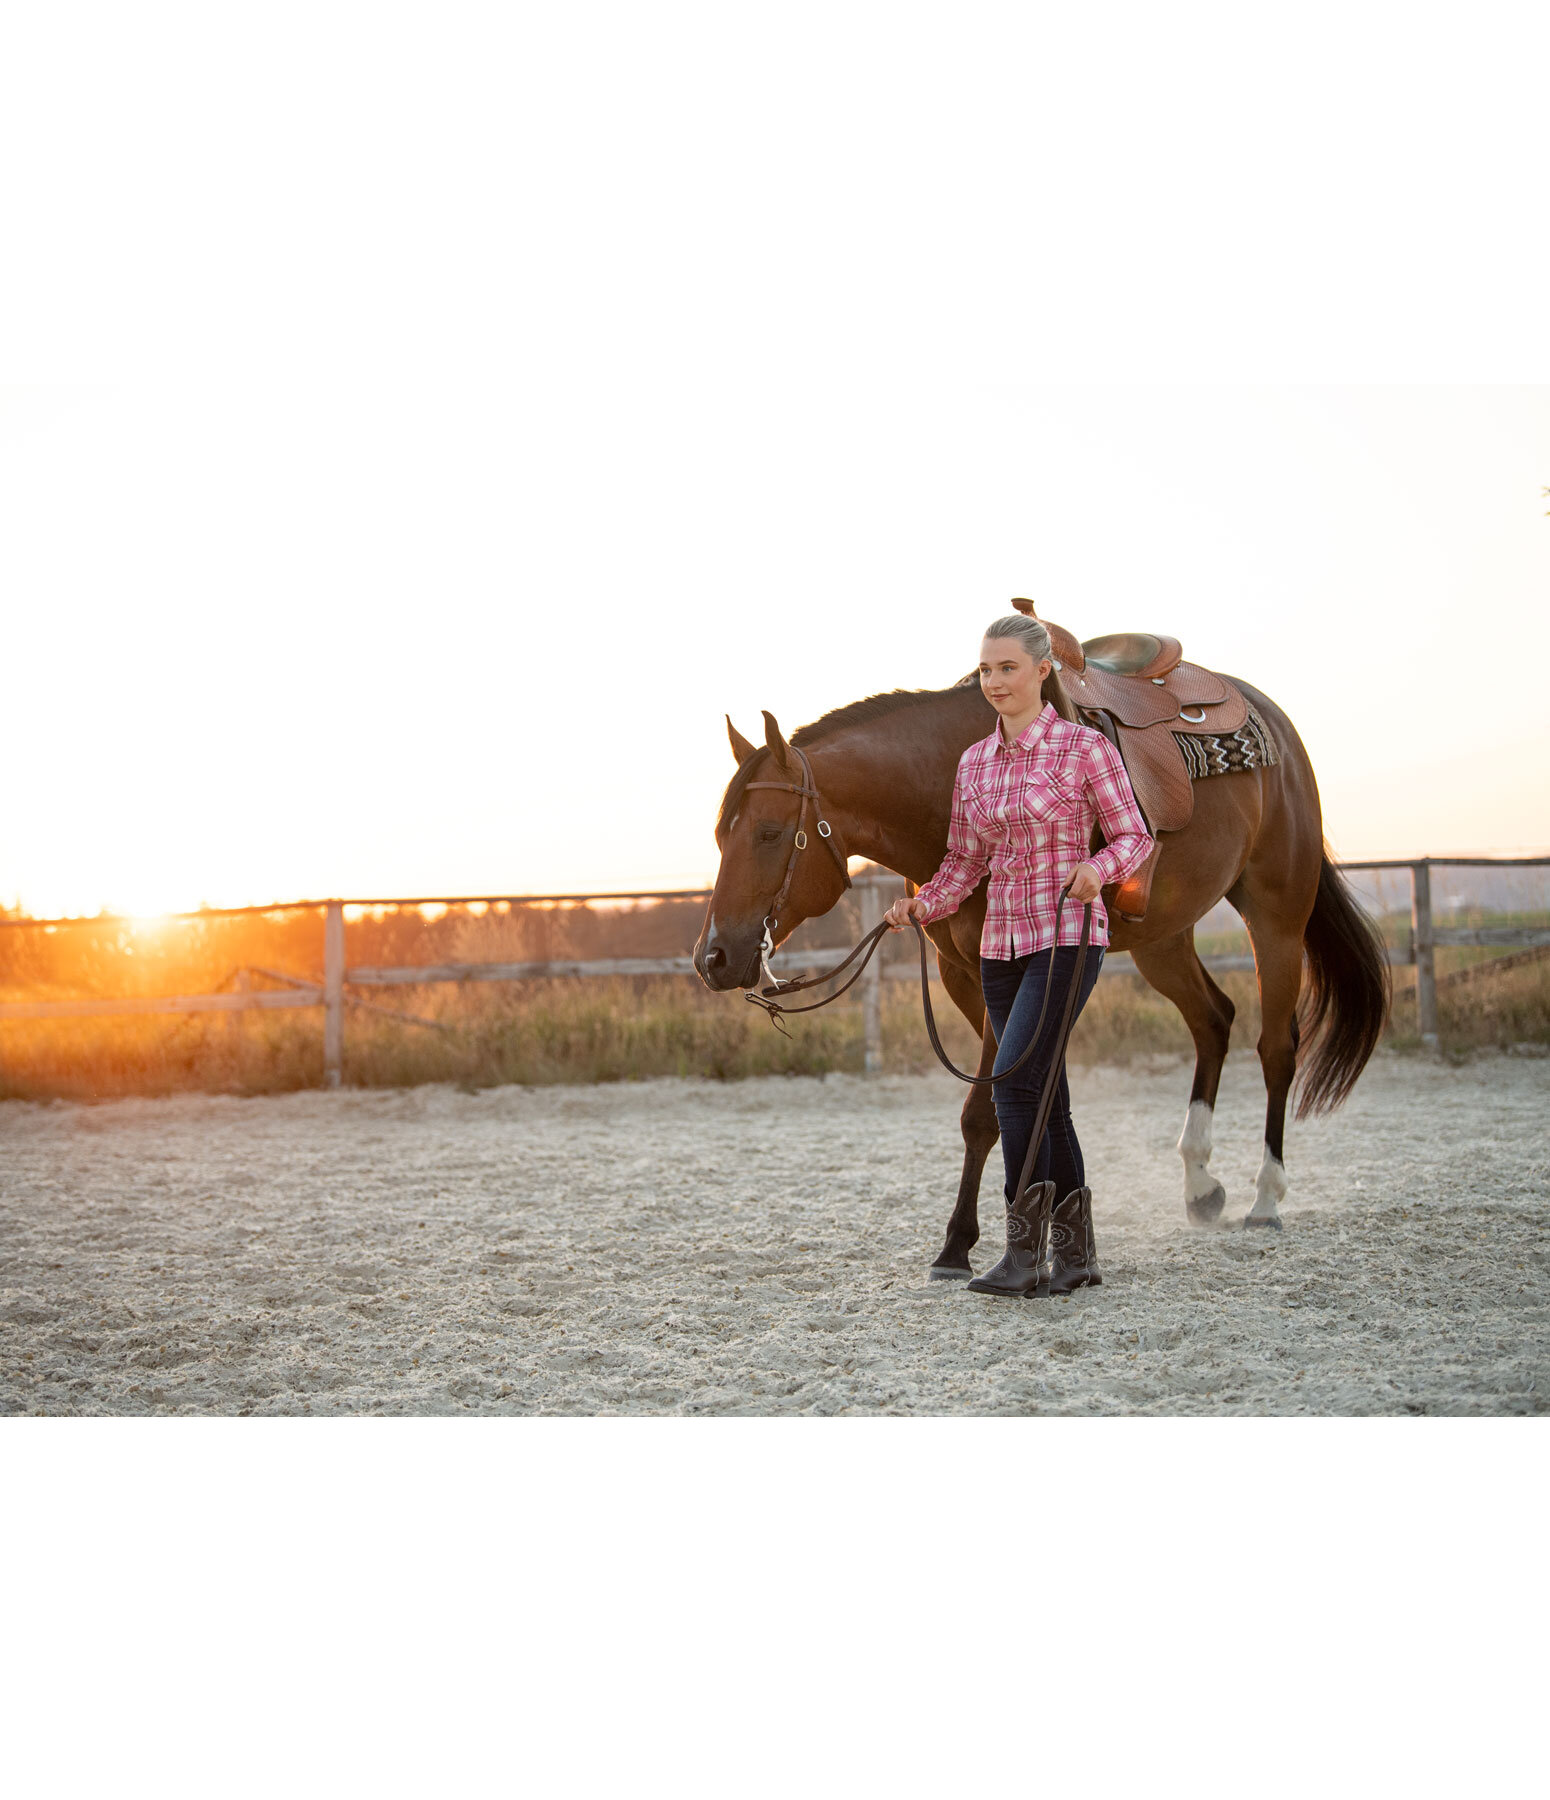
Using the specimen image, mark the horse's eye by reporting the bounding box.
[758,825,783,844]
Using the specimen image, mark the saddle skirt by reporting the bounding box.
[1008,599,1269,922]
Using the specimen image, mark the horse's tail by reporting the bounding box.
[1295,850,1391,1118]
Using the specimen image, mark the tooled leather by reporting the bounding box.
[1113,720,1197,834]
[1066,660,1233,730]
[1049,1187,1098,1284]
[1082,632,1183,681]
[1005,1211,1036,1249]
[1010,600,1086,672]
[997,613,1255,929]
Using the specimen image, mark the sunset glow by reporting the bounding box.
[4,389,1546,922]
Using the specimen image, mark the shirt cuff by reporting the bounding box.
[1088,834,1154,886]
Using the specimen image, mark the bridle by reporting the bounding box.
[740,744,852,997]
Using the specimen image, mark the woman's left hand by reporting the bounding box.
[1064,861,1103,904]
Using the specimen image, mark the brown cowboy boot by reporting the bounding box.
[967,1181,1054,1298]
[1047,1185,1101,1294]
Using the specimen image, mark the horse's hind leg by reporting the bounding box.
[929,961,1000,1280]
[1234,906,1306,1229]
[1128,932,1236,1225]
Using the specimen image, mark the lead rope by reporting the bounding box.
[750,893,1093,1280]
[1003,904,1092,1241]
[748,891,1093,1093]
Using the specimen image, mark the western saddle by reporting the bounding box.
[1008,598,1256,925]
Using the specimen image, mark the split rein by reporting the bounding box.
[746,891,1094,1089]
[735,741,1092,1085]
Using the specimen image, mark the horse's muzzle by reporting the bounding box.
[693,923,763,992]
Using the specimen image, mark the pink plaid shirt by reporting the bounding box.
[913,704,1154,956]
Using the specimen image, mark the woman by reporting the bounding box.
[885,614,1154,1298]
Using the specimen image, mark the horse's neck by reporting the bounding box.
[806,692,989,887]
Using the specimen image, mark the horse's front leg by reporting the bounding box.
[930,979,1000,1280]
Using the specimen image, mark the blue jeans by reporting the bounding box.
[980,944,1104,1206]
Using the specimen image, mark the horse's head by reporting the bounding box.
[693,710,852,992]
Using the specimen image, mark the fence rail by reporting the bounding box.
[3,859,1546,1076]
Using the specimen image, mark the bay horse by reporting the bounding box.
[692,661,1389,1278]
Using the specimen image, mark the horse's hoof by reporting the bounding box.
[1243,1213,1283,1231]
[928,1264,974,1281]
[1186,1183,1227,1225]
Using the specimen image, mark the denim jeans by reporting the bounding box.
[979,943,1104,1206]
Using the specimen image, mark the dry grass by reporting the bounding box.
[2,901,1545,1101]
[1390,951,1550,1055]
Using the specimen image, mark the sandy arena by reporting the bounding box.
[2,1050,1546,1416]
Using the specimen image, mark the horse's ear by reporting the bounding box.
[726,715,758,766]
[762,709,799,776]
[1010,597,1037,617]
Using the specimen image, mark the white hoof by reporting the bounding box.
[1246,1148,1288,1227]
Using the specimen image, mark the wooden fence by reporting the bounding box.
[2,859,1546,1079]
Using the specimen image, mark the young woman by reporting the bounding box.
[885,614,1154,1298]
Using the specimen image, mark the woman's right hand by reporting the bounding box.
[885,894,928,933]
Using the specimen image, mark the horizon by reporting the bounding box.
[5,845,1550,930]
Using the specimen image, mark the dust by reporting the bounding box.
[1,1051,1545,1415]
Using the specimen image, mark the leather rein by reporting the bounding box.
[740,748,1093,1089]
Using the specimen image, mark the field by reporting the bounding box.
[3,891,1549,1100]
[3,1049,1545,1417]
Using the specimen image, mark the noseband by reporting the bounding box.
[742,744,852,990]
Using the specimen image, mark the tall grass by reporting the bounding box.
[2,899,1545,1101]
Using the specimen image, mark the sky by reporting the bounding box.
[2,9,1547,918]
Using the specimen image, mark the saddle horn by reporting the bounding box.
[1009,598,1085,673]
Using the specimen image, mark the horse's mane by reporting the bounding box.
[715,673,980,840]
[790,672,980,747]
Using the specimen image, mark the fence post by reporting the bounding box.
[324,901,345,1087]
[859,879,884,1075]
[1411,860,1439,1050]
[226,966,249,1060]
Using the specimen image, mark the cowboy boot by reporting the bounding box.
[1047,1185,1101,1294]
[967,1181,1054,1298]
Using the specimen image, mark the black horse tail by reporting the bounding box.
[1295,851,1391,1118]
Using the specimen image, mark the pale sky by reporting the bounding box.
[2,12,1546,917]
[3,382,1545,917]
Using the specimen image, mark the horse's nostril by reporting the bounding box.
[704,947,726,971]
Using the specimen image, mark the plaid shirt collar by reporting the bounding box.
[993,702,1057,757]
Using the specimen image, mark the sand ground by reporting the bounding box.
[2,1049,1545,1416]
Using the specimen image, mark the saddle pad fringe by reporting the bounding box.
[1174,703,1280,779]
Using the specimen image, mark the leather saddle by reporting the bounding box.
[1009,599,1253,924]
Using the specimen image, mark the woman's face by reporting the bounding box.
[979,637,1051,718]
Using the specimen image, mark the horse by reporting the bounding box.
[692,657,1390,1278]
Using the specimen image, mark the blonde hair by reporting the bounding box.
[981,613,1078,723]
[983,614,1051,664]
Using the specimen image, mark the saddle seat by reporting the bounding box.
[1008,599,1258,925]
[1081,631,1183,680]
